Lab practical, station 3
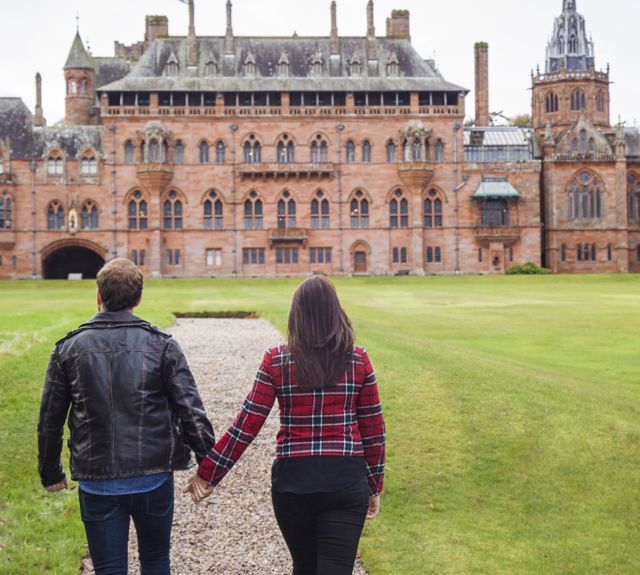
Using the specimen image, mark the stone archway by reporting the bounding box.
[42,239,107,279]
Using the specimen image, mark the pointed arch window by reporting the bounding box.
[165,54,179,77]
[311,190,330,229]
[204,59,218,76]
[204,190,223,230]
[163,191,183,230]
[277,191,296,229]
[199,141,210,164]
[390,190,409,228]
[386,54,400,77]
[434,140,445,163]
[277,54,290,77]
[568,34,578,53]
[596,91,605,113]
[148,139,160,163]
[277,138,294,163]
[345,140,355,163]
[243,137,261,163]
[47,201,65,230]
[81,201,98,230]
[174,141,185,164]
[128,191,148,230]
[579,130,588,155]
[570,89,586,111]
[80,156,97,176]
[412,139,422,162]
[350,190,369,229]
[47,155,64,176]
[588,138,595,154]
[216,141,226,164]
[125,140,136,164]
[568,171,603,221]
[424,189,443,228]
[628,173,640,223]
[244,191,263,230]
[310,136,328,163]
[545,92,559,114]
[362,140,372,163]
[0,191,12,230]
[386,140,397,163]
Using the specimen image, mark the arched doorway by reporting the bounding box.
[42,241,106,279]
[351,241,371,274]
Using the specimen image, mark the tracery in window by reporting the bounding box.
[628,172,640,223]
[545,91,559,114]
[568,171,603,221]
[311,190,329,229]
[244,191,263,230]
[163,191,183,230]
[277,191,296,229]
[47,201,65,230]
[310,135,328,163]
[204,190,223,230]
[570,89,586,111]
[350,190,369,229]
[128,191,148,231]
[80,155,97,176]
[424,189,443,228]
[0,191,12,230]
[345,140,355,163]
[81,200,98,230]
[47,155,64,176]
[389,189,409,228]
[277,136,294,163]
[243,136,261,163]
[215,141,226,164]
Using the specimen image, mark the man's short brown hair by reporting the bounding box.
[96,258,143,311]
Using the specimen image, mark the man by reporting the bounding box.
[38,258,214,575]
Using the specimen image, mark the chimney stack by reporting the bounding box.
[34,73,45,127]
[186,0,197,67]
[330,1,340,54]
[145,16,169,43]
[474,42,490,127]
[386,10,410,40]
[367,0,375,39]
[225,0,234,53]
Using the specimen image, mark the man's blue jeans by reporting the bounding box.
[78,476,174,575]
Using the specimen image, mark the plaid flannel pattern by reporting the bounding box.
[198,345,386,495]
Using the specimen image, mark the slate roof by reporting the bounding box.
[33,126,103,159]
[98,36,467,93]
[624,128,640,156]
[0,98,36,159]
[94,58,131,89]
[65,32,93,69]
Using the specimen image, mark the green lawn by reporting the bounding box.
[1,275,639,574]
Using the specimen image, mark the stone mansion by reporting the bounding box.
[0,0,638,279]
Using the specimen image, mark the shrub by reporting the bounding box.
[506,262,551,275]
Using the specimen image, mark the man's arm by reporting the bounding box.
[37,347,71,488]
[162,338,215,461]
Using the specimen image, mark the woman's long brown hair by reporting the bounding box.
[287,276,354,389]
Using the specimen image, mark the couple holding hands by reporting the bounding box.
[38,258,386,575]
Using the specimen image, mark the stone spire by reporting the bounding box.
[545,0,594,72]
[64,31,93,69]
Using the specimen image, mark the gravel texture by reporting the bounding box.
[80,318,368,575]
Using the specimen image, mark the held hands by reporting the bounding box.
[44,478,69,493]
[182,473,213,504]
[366,495,380,520]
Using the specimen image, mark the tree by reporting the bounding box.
[511,114,532,128]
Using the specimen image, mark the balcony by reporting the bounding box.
[137,163,173,191]
[398,162,435,190]
[474,225,521,245]
[268,227,308,246]
[239,162,335,180]
[0,173,17,185]
[0,231,16,247]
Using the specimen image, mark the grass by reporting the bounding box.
[1,275,639,574]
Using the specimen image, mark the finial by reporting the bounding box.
[76,11,80,33]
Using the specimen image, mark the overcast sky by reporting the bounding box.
[2,0,638,126]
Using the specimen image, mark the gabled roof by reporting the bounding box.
[473,178,521,199]
[65,32,93,69]
[0,98,36,158]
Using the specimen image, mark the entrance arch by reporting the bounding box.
[42,239,107,279]
[351,241,371,274]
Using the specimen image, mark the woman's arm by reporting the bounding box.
[196,349,276,487]
[356,350,386,497]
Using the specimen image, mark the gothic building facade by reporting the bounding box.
[0,0,636,279]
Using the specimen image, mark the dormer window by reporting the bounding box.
[243,52,257,77]
[47,155,64,176]
[277,53,290,78]
[204,59,218,76]
[349,56,362,77]
[80,155,97,176]
[310,52,324,77]
[386,54,400,77]
[165,52,179,77]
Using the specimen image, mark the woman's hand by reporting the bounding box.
[366,495,380,519]
[182,473,213,504]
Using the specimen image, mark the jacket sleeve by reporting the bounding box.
[197,349,276,487]
[356,350,386,496]
[162,338,215,462]
[37,347,71,487]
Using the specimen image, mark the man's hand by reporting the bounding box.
[366,495,380,519]
[45,478,68,493]
[182,473,213,504]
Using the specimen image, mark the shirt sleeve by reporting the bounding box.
[197,349,276,487]
[356,350,386,496]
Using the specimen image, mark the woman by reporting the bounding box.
[184,275,385,575]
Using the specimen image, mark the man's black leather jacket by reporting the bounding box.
[37,311,215,487]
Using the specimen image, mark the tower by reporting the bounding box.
[64,32,95,126]
[531,0,610,137]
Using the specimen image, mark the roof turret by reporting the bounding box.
[545,0,594,73]
[64,32,93,69]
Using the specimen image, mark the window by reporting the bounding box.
[435,247,441,263]
[80,156,97,176]
[426,247,442,264]
[167,249,173,266]
[206,248,222,267]
[311,191,330,229]
[277,191,296,229]
[345,140,355,163]
[389,190,409,228]
[607,243,612,262]
[204,191,223,230]
[243,137,261,163]
[0,192,12,230]
[276,247,299,265]
[242,247,265,265]
[637,244,640,264]
[175,141,185,164]
[47,201,64,230]
[130,249,146,265]
[386,140,396,163]
[204,60,217,77]
[570,89,586,111]
[350,190,369,228]
[480,199,510,226]
[545,92,559,113]
[627,173,640,223]
[579,130,588,155]
[568,171,603,221]
[412,139,422,162]
[216,141,226,164]
[310,247,332,264]
[81,201,98,230]
[596,91,605,113]
[478,248,483,262]
[163,191,183,230]
[434,140,444,163]
[148,140,160,163]
[424,190,443,228]
[125,141,136,164]
[244,191,263,230]
[139,250,146,265]
[310,136,328,163]
[131,249,138,265]
[277,138,295,163]
[47,156,64,176]
[561,244,567,262]
[362,140,372,163]
[128,191,148,230]
[576,243,597,262]
[175,249,181,266]
[199,141,210,164]
[392,247,408,264]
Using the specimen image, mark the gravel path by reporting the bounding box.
[81,318,368,575]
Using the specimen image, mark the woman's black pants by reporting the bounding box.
[272,477,369,575]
